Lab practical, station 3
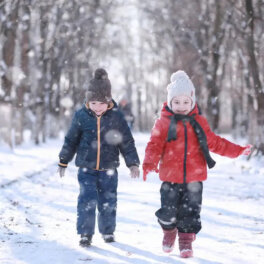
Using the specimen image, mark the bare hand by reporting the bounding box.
[57,166,66,177]
[241,144,252,155]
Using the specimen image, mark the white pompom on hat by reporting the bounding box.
[167,70,196,109]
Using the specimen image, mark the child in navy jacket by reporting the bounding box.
[58,68,140,247]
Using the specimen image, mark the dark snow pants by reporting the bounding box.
[155,181,203,234]
[77,168,118,235]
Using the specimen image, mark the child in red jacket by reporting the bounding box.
[143,70,251,258]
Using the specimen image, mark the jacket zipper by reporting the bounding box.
[96,116,101,170]
[183,121,187,184]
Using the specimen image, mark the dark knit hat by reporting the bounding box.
[86,68,112,103]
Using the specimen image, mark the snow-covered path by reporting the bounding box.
[0,133,263,264]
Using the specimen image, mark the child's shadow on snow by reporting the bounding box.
[111,242,223,264]
[109,241,186,264]
[91,245,159,264]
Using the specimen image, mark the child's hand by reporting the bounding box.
[129,166,140,178]
[57,166,66,177]
[241,144,252,155]
[143,164,158,181]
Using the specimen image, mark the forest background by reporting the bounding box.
[0,0,263,155]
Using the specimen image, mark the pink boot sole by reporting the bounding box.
[180,249,193,258]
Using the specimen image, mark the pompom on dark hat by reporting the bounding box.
[86,68,112,103]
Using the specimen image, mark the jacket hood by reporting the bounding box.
[160,102,200,118]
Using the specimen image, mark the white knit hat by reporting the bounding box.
[167,70,196,109]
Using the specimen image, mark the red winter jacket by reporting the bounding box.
[143,103,245,184]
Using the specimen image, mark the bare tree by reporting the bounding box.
[227,0,264,153]
[0,0,118,146]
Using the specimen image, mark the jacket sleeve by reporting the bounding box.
[143,118,167,169]
[118,113,140,168]
[200,116,244,158]
[59,112,82,166]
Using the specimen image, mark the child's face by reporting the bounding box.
[89,101,108,116]
[171,95,192,115]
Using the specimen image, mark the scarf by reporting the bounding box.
[167,113,216,169]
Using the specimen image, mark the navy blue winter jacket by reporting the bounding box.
[59,101,140,170]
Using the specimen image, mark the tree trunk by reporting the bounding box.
[137,86,142,131]
[1,1,19,103]
[245,0,264,152]
[206,1,226,131]
[0,102,13,148]
[14,1,30,145]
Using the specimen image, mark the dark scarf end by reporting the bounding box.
[208,160,216,169]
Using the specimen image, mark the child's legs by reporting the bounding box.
[176,181,203,234]
[155,182,181,230]
[77,168,98,235]
[97,169,118,235]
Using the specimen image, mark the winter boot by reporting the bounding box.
[102,234,115,243]
[162,228,177,253]
[79,234,93,247]
[178,232,195,258]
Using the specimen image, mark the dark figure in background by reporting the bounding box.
[118,97,135,130]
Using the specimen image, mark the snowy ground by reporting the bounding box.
[0,133,263,264]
